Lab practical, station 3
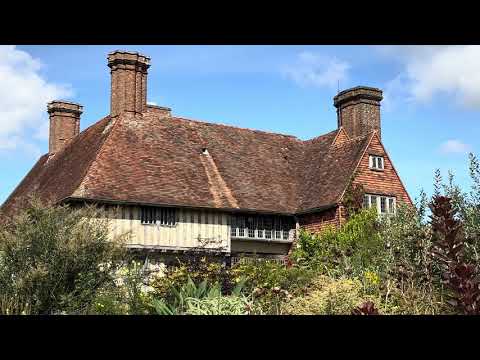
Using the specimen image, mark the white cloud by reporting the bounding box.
[0,135,42,158]
[282,51,350,89]
[378,45,480,108]
[0,46,72,156]
[440,139,472,154]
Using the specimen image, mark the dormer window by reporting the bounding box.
[369,155,384,170]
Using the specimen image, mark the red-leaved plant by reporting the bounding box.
[351,301,379,315]
[430,196,480,314]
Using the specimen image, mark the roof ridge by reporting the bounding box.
[303,129,339,144]
[171,116,302,141]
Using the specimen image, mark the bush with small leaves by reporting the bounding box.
[0,198,127,315]
[281,275,372,315]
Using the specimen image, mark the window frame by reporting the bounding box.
[369,155,385,170]
[363,194,396,215]
[230,214,295,241]
[140,206,178,227]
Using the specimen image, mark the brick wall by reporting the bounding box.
[298,206,341,233]
[287,206,342,257]
[295,132,411,238]
[47,101,82,154]
[108,51,150,117]
[334,86,383,139]
[351,132,412,206]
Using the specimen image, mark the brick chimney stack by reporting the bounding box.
[333,86,383,139]
[48,101,83,154]
[107,50,150,117]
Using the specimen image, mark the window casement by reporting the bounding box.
[230,214,295,241]
[140,206,177,226]
[230,217,237,237]
[264,217,273,239]
[256,217,264,239]
[369,155,384,170]
[363,194,396,215]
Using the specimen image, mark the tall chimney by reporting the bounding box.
[48,101,83,154]
[333,86,383,139]
[107,50,150,117]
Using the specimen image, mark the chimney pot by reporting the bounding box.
[107,50,150,117]
[48,100,83,154]
[334,86,383,139]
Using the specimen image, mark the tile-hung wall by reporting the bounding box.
[103,205,230,252]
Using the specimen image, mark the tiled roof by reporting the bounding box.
[1,110,372,216]
[298,133,371,212]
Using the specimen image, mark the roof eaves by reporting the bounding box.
[63,196,297,216]
[294,203,338,215]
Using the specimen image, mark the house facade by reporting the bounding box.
[1,50,412,261]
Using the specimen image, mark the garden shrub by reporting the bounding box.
[342,182,366,219]
[380,279,445,315]
[182,295,254,315]
[0,198,127,315]
[90,259,157,315]
[150,255,234,299]
[152,276,255,315]
[281,275,370,315]
[89,286,129,315]
[229,258,315,314]
[429,195,480,314]
[379,202,434,283]
[0,293,31,315]
[439,154,480,264]
[292,208,384,278]
[352,300,379,315]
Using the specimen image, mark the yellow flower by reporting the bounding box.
[364,271,380,286]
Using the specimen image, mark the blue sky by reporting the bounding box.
[1,45,479,205]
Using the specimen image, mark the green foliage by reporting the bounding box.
[290,198,450,315]
[435,153,480,263]
[150,256,234,299]
[118,260,154,315]
[281,275,369,315]
[152,276,253,315]
[229,258,315,314]
[292,208,384,278]
[1,153,479,315]
[153,277,212,315]
[342,182,366,218]
[379,204,434,282]
[183,295,253,315]
[0,294,31,315]
[89,260,156,315]
[89,286,128,315]
[0,198,126,315]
